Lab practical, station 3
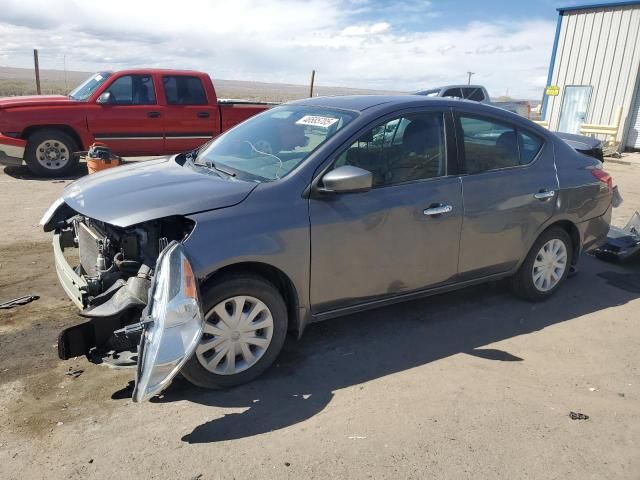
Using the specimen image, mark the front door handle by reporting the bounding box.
[423,204,453,216]
[197,111,210,118]
[534,189,556,200]
[147,111,161,118]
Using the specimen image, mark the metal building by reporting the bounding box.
[542,1,640,150]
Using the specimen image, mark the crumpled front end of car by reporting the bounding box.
[42,199,205,402]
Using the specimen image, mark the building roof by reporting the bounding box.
[557,1,640,13]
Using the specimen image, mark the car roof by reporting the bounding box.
[99,69,207,76]
[289,95,464,112]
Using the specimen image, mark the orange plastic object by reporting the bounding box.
[86,157,121,175]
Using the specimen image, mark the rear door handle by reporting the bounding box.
[197,111,210,118]
[533,189,556,200]
[423,204,453,216]
[147,111,161,118]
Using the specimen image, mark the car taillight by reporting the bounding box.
[591,168,613,189]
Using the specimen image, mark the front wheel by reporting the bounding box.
[180,274,288,389]
[511,227,573,301]
[25,129,79,177]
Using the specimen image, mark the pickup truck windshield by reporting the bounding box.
[69,72,112,100]
[196,105,357,181]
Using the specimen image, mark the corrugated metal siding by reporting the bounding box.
[545,4,640,147]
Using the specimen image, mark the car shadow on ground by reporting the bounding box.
[2,164,88,181]
[142,254,638,444]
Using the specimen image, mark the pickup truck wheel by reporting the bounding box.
[181,274,288,389]
[510,227,573,301]
[25,129,79,177]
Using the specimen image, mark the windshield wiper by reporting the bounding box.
[206,161,236,177]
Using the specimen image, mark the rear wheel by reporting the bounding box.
[511,227,573,301]
[25,129,79,177]
[180,274,288,389]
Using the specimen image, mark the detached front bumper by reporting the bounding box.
[0,134,26,167]
[53,231,88,309]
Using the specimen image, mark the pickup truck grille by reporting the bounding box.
[77,221,104,276]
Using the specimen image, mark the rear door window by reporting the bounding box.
[462,87,486,102]
[459,114,544,173]
[442,88,463,98]
[163,76,208,105]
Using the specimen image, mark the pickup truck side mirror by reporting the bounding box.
[96,92,112,104]
[318,166,373,194]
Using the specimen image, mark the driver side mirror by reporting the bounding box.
[96,92,112,104]
[318,166,373,194]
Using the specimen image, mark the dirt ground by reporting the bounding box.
[1,155,639,480]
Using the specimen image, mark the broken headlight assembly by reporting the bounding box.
[132,241,204,403]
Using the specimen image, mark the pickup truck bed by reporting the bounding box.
[0,69,273,176]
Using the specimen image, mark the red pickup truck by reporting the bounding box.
[0,69,272,176]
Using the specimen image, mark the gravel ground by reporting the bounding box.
[0,155,639,480]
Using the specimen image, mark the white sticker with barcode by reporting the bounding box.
[295,115,339,128]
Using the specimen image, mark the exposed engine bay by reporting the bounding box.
[55,213,194,365]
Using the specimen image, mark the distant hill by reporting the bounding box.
[0,66,402,101]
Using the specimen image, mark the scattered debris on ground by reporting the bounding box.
[595,212,640,263]
[64,369,84,378]
[569,411,590,420]
[0,295,39,309]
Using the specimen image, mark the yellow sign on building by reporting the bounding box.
[545,85,560,96]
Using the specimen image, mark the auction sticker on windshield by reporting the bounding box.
[296,115,339,128]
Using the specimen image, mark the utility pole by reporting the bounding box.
[309,69,316,97]
[33,49,41,95]
[467,71,474,85]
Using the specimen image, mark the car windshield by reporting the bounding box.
[194,105,357,181]
[69,72,112,100]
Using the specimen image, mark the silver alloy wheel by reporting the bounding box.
[532,238,568,292]
[36,139,70,170]
[196,295,274,375]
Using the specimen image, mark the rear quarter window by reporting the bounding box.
[163,76,208,105]
[519,131,543,164]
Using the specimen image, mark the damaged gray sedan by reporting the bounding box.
[42,96,613,402]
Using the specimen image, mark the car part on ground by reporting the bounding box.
[594,212,640,263]
[0,295,40,309]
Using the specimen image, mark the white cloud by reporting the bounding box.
[0,0,555,98]
[341,22,391,36]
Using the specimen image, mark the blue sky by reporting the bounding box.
[0,0,632,98]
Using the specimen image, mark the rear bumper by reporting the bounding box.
[578,205,612,252]
[0,134,26,166]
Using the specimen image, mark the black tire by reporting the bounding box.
[510,227,573,301]
[181,273,288,389]
[25,129,79,177]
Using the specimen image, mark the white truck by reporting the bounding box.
[414,85,530,117]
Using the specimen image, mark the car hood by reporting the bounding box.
[61,157,258,227]
[0,95,76,109]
